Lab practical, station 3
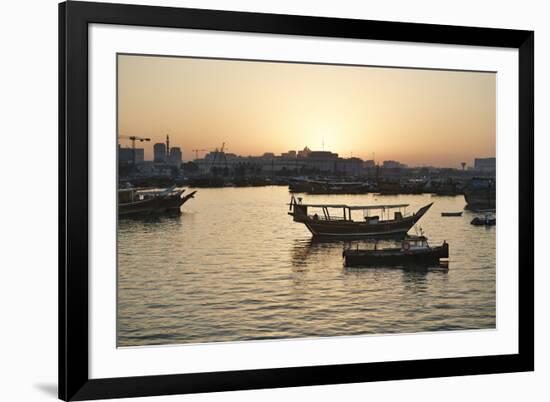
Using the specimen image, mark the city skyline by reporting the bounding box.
[120,139,495,170]
[118,54,496,167]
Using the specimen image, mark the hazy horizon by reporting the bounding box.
[117,54,496,168]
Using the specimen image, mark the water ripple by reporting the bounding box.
[117,188,495,347]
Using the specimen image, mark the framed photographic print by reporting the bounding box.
[59,1,534,400]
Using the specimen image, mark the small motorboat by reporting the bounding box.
[441,211,463,217]
[471,214,496,226]
[343,235,449,267]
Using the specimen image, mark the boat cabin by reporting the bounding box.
[401,236,429,251]
[119,188,141,204]
[118,186,182,204]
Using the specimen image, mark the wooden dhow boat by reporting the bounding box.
[288,196,433,237]
[118,186,196,217]
[343,235,449,267]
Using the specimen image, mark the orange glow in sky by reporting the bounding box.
[118,54,496,167]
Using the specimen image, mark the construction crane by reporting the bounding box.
[212,142,223,155]
[193,143,229,160]
[211,142,228,167]
[120,135,150,166]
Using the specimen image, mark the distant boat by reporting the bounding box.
[118,186,196,217]
[463,177,495,209]
[288,196,433,237]
[343,235,449,267]
[289,178,369,194]
[430,178,463,196]
[188,176,225,188]
[376,179,402,195]
[471,214,496,226]
[441,211,463,217]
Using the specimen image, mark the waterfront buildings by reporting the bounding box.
[169,147,183,166]
[383,160,408,169]
[474,157,496,173]
[118,145,144,164]
[118,135,496,181]
[193,147,364,176]
[153,143,167,163]
[364,160,376,168]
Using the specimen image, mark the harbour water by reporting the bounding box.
[117,186,495,347]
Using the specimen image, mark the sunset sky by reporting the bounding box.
[117,54,496,168]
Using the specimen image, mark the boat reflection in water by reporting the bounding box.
[118,186,196,218]
[291,235,449,272]
[117,188,493,346]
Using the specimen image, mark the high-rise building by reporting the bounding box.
[364,160,376,168]
[281,150,297,158]
[169,147,183,164]
[118,145,144,164]
[474,157,496,172]
[153,143,166,162]
[382,160,406,169]
[297,147,311,158]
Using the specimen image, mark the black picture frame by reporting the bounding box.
[59,1,534,400]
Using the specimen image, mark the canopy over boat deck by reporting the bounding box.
[292,202,409,210]
[289,196,417,223]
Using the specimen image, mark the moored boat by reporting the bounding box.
[343,236,449,267]
[463,177,495,209]
[441,211,463,217]
[289,178,369,194]
[288,196,433,237]
[118,186,196,217]
[471,214,496,226]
